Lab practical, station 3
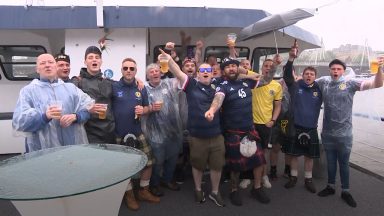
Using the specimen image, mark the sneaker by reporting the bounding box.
[317,185,335,197]
[161,181,181,191]
[304,178,316,193]
[262,176,272,188]
[284,176,297,189]
[150,185,164,197]
[229,190,243,206]
[239,179,251,189]
[138,186,161,203]
[269,167,277,181]
[251,187,270,204]
[283,165,291,178]
[341,191,357,208]
[195,190,206,203]
[209,192,226,207]
[124,190,139,211]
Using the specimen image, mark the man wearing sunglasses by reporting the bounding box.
[158,49,226,207]
[205,57,270,206]
[112,58,160,210]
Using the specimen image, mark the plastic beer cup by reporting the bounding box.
[49,100,62,119]
[227,33,237,46]
[370,59,379,74]
[159,55,169,73]
[98,104,108,119]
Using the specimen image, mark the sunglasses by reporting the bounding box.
[198,67,213,73]
[122,66,136,71]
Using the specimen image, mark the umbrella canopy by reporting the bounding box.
[238,8,316,42]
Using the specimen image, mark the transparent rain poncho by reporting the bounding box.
[316,76,363,138]
[12,79,94,152]
[141,78,183,155]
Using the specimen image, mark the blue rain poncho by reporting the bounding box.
[12,79,94,152]
[141,78,183,156]
[316,76,363,139]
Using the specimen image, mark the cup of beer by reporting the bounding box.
[227,33,237,46]
[49,100,62,119]
[155,100,163,110]
[370,59,379,74]
[98,104,108,119]
[159,55,169,73]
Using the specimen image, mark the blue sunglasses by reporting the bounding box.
[199,67,213,73]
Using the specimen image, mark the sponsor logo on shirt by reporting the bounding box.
[230,87,235,91]
[117,91,123,97]
[211,84,216,89]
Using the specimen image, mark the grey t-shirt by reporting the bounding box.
[316,76,363,137]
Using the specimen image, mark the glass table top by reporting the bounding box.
[0,144,147,200]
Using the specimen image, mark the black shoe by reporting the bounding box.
[304,178,316,193]
[341,192,357,208]
[318,185,335,197]
[161,181,181,191]
[251,187,270,204]
[149,185,164,197]
[229,191,242,206]
[208,192,226,207]
[195,190,206,203]
[284,176,297,189]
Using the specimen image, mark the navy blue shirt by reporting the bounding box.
[183,77,221,138]
[284,61,322,129]
[112,78,149,137]
[216,79,256,131]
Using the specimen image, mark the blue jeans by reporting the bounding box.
[322,135,352,190]
[150,138,181,186]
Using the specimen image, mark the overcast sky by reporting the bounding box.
[1,0,383,51]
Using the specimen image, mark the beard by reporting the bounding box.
[226,71,239,81]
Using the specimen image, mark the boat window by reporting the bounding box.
[153,45,196,63]
[0,46,46,81]
[251,47,290,77]
[204,46,250,64]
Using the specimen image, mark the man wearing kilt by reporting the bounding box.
[282,42,322,193]
[205,58,270,206]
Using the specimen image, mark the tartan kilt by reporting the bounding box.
[224,129,266,172]
[282,127,320,159]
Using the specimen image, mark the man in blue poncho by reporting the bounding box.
[13,54,95,152]
[317,58,383,208]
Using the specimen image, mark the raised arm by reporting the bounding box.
[204,93,225,122]
[194,40,204,67]
[361,60,383,90]
[283,40,299,86]
[158,48,187,84]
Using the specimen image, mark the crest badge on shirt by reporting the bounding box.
[313,91,318,97]
[269,90,275,96]
[135,91,141,98]
[339,83,346,90]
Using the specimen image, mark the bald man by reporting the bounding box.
[13,54,94,152]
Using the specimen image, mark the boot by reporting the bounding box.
[284,176,297,189]
[124,190,139,211]
[138,186,160,203]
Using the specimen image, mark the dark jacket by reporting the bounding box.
[71,68,116,143]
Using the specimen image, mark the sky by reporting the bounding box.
[1,0,383,51]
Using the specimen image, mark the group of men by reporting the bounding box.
[12,39,383,211]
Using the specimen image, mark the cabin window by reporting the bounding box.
[204,46,250,64]
[0,45,46,80]
[153,45,196,63]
